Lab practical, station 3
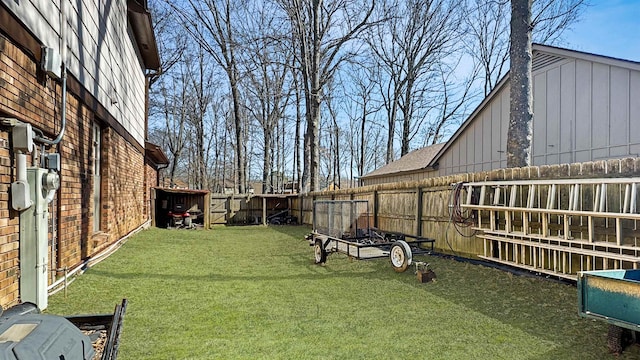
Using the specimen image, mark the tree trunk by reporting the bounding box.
[385,84,398,164]
[294,74,302,193]
[359,106,366,177]
[262,129,272,194]
[507,0,534,168]
[308,97,321,192]
[229,75,246,193]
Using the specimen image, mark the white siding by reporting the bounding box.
[3,0,147,147]
[437,85,509,176]
[531,55,640,165]
[559,61,576,164]
[631,71,640,155]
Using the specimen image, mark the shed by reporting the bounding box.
[152,188,210,229]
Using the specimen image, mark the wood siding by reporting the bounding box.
[437,51,640,177]
[531,58,640,164]
[3,0,147,146]
[438,85,510,175]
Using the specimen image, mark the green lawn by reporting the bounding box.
[48,226,637,359]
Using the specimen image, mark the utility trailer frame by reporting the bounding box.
[308,200,434,272]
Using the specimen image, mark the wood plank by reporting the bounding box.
[480,228,640,252]
[463,204,640,220]
[465,178,640,186]
[477,234,640,263]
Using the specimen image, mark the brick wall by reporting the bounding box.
[57,94,92,267]
[144,161,158,219]
[0,131,19,306]
[0,36,58,135]
[0,32,152,307]
[100,127,147,246]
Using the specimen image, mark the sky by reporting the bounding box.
[563,0,640,62]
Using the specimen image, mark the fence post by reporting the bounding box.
[204,193,211,229]
[226,195,232,224]
[373,190,379,228]
[416,187,423,237]
[299,194,304,225]
[262,197,267,225]
[312,195,317,227]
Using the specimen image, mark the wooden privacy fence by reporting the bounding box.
[210,157,640,278]
[209,194,295,225]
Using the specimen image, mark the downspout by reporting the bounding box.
[156,162,169,185]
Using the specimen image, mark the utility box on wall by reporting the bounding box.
[41,47,61,79]
[19,168,59,310]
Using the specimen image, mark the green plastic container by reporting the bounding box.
[578,269,640,331]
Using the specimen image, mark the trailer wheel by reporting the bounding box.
[314,239,327,264]
[390,240,412,272]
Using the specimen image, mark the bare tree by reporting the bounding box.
[326,90,340,189]
[241,5,292,194]
[465,0,586,96]
[422,61,478,146]
[184,45,218,190]
[464,0,510,97]
[147,0,187,87]
[278,0,378,192]
[291,67,303,193]
[156,62,192,186]
[341,62,380,182]
[531,0,586,44]
[369,0,461,161]
[503,0,584,167]
[171,0,248,193]
[207,97,231,192]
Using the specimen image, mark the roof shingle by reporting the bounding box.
[361,143,445,179]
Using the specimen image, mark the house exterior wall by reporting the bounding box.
[437,85,510,176]
[2,0,147,146]
[144,161,158,223]
[437,52,640,177]
[100,127,147,245]
[0,4,153,307]
[532,57,640,164]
